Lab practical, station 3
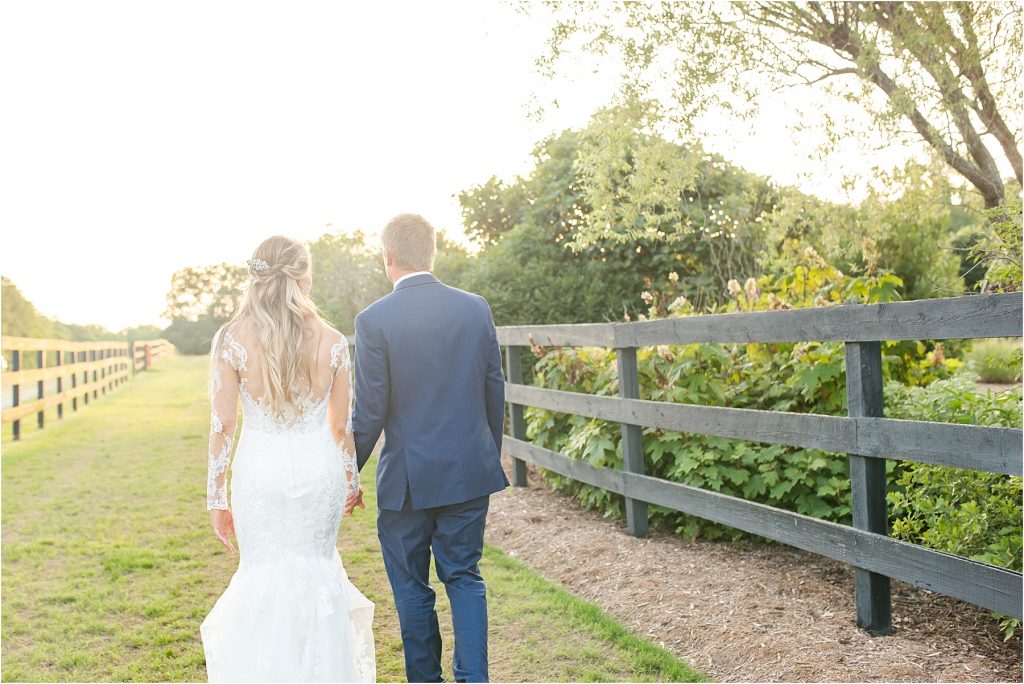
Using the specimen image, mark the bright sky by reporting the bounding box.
[1,1,918,331]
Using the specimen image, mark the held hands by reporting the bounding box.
[343,487,365,517]
[210,508,237,555]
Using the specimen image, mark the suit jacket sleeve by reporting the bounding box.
[352,312,388,472]
[481,297,505,456]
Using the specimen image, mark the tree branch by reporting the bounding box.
[809,4,1004,206]
[952,3,1023,185]
[872,2,1003,206]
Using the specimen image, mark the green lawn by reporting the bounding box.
[2,355,705,683]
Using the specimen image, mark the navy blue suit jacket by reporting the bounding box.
[352,273,509,511]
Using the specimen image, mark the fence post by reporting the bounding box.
[71,350,78,411]
[55,350,63,419]
[36,349,45,429]
[11,350,21,441]
[505,345,528,487]
[91,349,98,400]
[845,341,892,636]
[615,346,649,538]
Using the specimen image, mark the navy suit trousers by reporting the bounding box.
[378,486,490,683]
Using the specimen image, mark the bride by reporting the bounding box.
[199,236,376,682]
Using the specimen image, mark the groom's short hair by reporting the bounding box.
[382,213,436,272]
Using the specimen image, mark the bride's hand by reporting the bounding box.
[343,488,365,517]
[210,508,237,555]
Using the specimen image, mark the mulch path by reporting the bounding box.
[484,455,1023,683]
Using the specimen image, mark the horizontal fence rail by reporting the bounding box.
[503,385,1022,476]
[2,336,175,440]
[498,292,1023,347]
[498,292,1023,635]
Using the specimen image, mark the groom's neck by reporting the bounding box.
[389,267,430,285]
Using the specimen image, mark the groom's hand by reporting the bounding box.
[343,488,365,517]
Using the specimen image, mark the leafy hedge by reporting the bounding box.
[886,376,1022,639]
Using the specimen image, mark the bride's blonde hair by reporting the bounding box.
[210,235,328,420]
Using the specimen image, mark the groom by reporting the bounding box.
[347,213,510,683]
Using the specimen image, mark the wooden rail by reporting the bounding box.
[497,292,1023,635]
[2,337,175,440]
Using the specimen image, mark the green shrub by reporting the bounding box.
[971,199,1023,294]
[965,338,1023,384]
[885,375,1022,639]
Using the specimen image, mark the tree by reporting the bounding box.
[1,277,121,340]
[2,277,57,338]
[794,159,967,299]
[432,231,475,289]
[161,263,248,354]
[458,176,529,248]
[457,127,680,324]
[971,198,1023,293]
[562,104,776,287]
[122,324,165,343]
[307,230,392,333]
[307,228,472,332]
[535,1,1022,209]
[455,120,783,322]
[164,263,248,322]
[856,161,965,298]
[161,315,224,356]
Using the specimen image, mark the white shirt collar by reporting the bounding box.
[393,271,432,290]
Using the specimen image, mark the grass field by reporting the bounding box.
[2,355,705,683]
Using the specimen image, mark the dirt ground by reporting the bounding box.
[484,455,1023,683]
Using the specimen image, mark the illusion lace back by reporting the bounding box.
[200,326,375,683]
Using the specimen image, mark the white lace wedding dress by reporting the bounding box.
[200,326,375,682]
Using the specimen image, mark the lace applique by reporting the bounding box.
[207,415,232,510]
[336,436,359,498]
[330,337,358,496]
[222,330,248,372]
[208,347,236,510]
[240,381,331,434]
[330,339,350,373]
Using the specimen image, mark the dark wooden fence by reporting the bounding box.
[2,336,175,440]
[497,292,1023,636]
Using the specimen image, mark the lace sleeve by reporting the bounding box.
[207,331,244,510]
[329,337,359,497]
